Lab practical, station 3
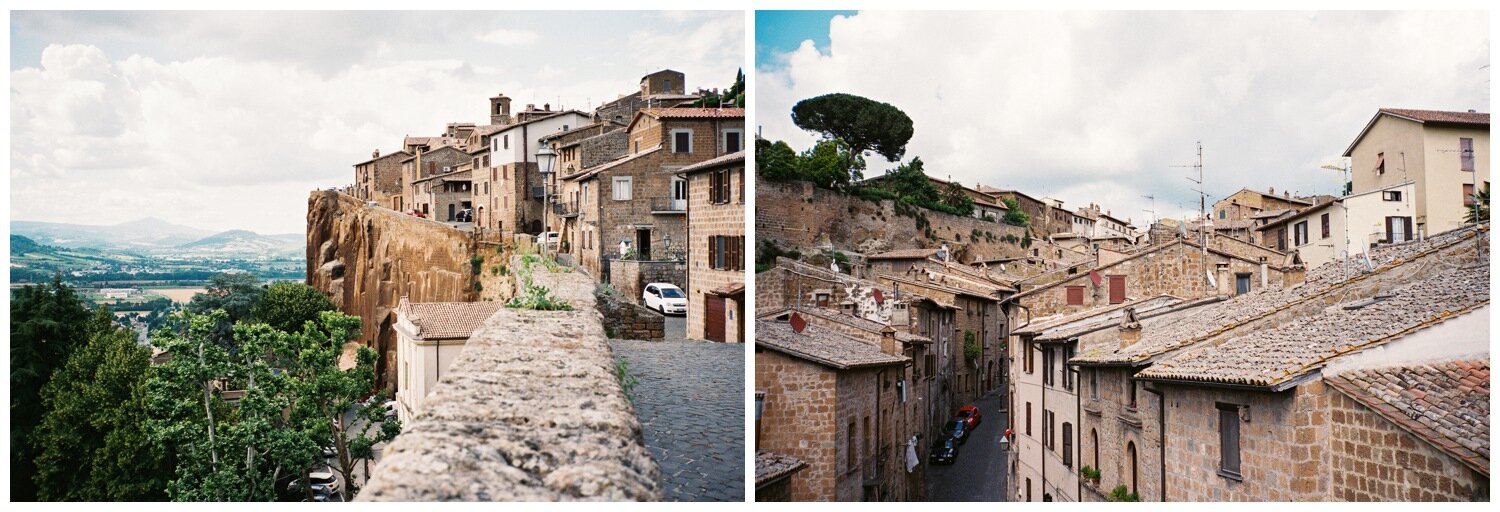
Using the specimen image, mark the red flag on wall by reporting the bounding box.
[1089,269,1102,287]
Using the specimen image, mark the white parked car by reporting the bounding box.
[539,231,561,251]
[642,283,687,315]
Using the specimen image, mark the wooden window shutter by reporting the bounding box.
[1063,423,1073,467]
[737,168,744,203]
[1066,286,1084,306]
[708,235,718,270]
[1461,138,1475,171]
[1219,404,1241,474]
[709,170,720,203]
[1402,217,1413,241]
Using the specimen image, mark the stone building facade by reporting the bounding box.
[481,109,593,238]
[410,168,472,222]
[354,149,409,210]
[1059,224,1489,502]
[873,262,1013,409]
[681,151,746,342]
[565,108,744,278]
[755,317,912,501]
[399,146,468,216]
[1012,238,1291,319]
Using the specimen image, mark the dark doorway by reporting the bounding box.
[636,229,652,260]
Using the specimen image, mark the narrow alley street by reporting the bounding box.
[926,390,1009,502]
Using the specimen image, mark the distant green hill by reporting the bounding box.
[11,234,43,255]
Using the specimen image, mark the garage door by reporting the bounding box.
[705,295,726,342]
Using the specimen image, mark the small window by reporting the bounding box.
[503,134,510,149]
[1460,137,1475,172]
[1464,183,1476,206]
[723,129,743,154]
[1375,151,1385,174]
[1294,221,1308,246]
[1383,190,1402,201]
[1062,422,1073,467]
[671,129,693,153]
[1089,369,1098,400]
[1320,213,1330,239]
[1042,349,1053,386]
[1218,403,1242,477]
[1127,375,1138,409]
[1025,402,1033,436]
[1065,286,1085,306]
[612,176,633,201]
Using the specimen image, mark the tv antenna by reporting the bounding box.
[1141,194,1157,225]
[1172,141,1207,250]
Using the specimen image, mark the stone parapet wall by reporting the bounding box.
[597,288,666,340]
[357,257,662,501]
[756,177,1030,264]
[608,259,687,302]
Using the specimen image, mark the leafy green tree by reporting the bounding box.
[797,138,865,189]
[879,157,941,204]
[791,93,915,162]
[756,138,800,181]
[186,272,266,348]
[252,282,336,334]
[941,182,976,217]
[10,276,96,501]
[1001,198,1031,227]
[285,311,400,499]
[33,307,171,501]
[146,309,316,501]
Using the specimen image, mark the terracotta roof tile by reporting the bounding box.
[755,450,807,486]
[675,150,745,174]
[868,248,941,260]
[1073,224,1488,365]
[759,306,931,345]
[402,302,504,340]
[641,107,745,119]
[1380,108,1490,125]
[755,318,908,370]
[1137,264,1489,388]
[1326,359,1489,475]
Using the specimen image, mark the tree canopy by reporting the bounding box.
[10,276,96,501]
[791,93,914,162]
[33,307,171,501]
[252,282,337,334]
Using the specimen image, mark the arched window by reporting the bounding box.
[1091,428,1099,468]
[1126,441,1138,494]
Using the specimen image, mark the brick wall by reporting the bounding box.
[1077,366,1164,501]
[1328,388,1487,501]
[756,349,840,501]
[581,130,628,168]
[1157,381,1330,502]
[686,163,746,340]
[597,290,665,340]
[757,177,1030,264]
[1019,242,1286,318]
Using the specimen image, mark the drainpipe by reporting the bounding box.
[1033,340,1047,502]
[1072,344,1082,501]
[1143,384,1167,502]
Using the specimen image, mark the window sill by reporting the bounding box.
[1217,469,1243,482]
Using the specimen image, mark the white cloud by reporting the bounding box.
[759,11,1489,225]
[11,12,745,234]
[477,28,540,46]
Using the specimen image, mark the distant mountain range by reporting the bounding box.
[11,217,302,258]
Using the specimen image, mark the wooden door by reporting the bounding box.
[705,295,726,342]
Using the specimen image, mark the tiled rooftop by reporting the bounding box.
[403,301,503,340]
[1072,224,1487,365]
[1325,359,1489,475]
[1021,295,1187,342]
[759,305,931,345]
[1380,107,1490,125]
[641,107,746,119]
[1138,264,1489,389]
[676,150,745,174]
[755,318,908,370]
[754,450,807,486]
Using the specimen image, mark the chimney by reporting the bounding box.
[1118,307,1142,348]
[880,325,898,355]
[1215,262,1232,297]
[372,149,380,159]
[1268,186,1275,195]
[1282,251,1307,287]
[544,103,551,111]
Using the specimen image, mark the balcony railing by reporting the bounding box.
[554,201,581,218]
[650,196,687,214]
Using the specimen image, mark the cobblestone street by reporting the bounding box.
[610,336,745,502]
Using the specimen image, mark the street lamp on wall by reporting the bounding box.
[536,146,557,257]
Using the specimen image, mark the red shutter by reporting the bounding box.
[1066,286,1084,306]
[1108,275,1126,304]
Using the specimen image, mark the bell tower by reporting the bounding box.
[489,93,512,125]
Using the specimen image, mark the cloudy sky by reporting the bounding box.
[758,11,1489,226]
[10,11,745,234]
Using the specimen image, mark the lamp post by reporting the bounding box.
[536,145,557,258]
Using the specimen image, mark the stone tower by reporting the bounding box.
[489,93,512,125]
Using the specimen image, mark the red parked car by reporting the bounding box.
[957,405,982,430]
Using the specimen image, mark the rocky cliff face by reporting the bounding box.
[307,191,475,388]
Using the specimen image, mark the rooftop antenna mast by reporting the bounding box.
[1141,194,1157,225]
[1173,141,1207,248]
